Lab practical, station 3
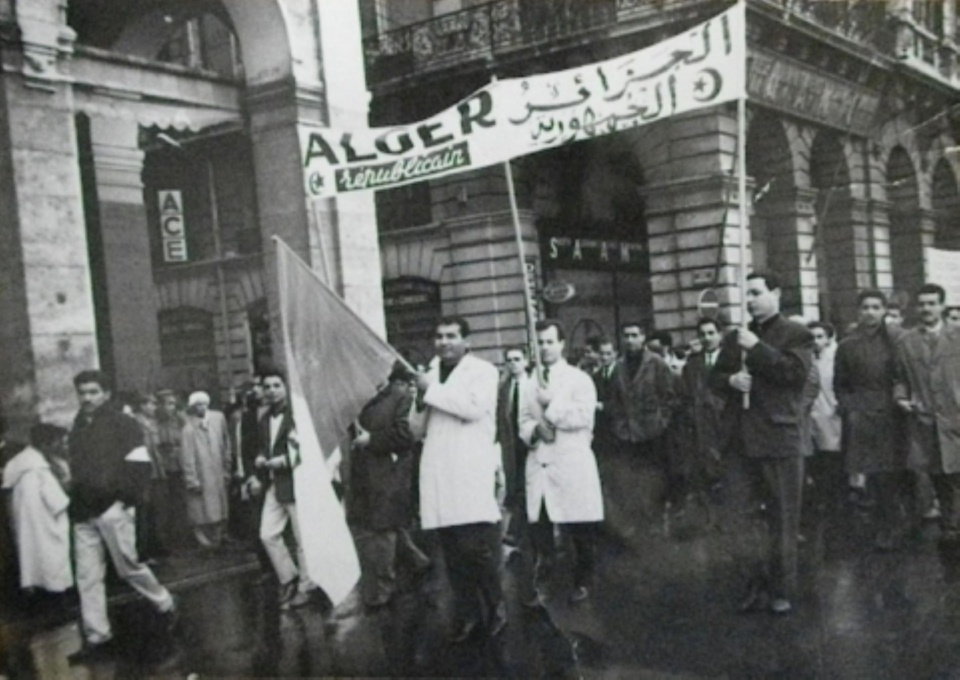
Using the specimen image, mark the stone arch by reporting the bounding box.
[887,145,924,299]
[809,129,855,324]
[933,158,960,249]
[111,0,305,88]
[746,111,795,276]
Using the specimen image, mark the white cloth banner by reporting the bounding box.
[300,3,746,198]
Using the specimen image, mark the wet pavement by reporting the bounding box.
[4,495,960,679]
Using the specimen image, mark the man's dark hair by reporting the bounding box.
[650,330,673,347]
[807,320,836,338]
[259,365,287,385]
[917,283,947,303]
[502,345,528,360]
[696,317,721,334]
[945,305,960,317]
[594,336,615,350]
[30,422,67,451]
[586,335,607,352]
[436,316,471,338]
[73,370,112,392]
[857,289,888,307]
[620,321,647,335]
[746,270,783,292]
[535,319,566,341]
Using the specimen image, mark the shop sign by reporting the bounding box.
[158,190,187,263]
[383,278,439,309]
[545,236,647,271]
[542,281,576,304]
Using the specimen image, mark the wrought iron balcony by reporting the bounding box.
[364,0,960,89]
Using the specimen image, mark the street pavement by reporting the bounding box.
[4,491,960,679]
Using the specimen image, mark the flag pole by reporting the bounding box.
[503,159,544,386]
[737,93,750,410]
[493,74,543,385]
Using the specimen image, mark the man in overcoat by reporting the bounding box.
[834,290,906,549]
[710,271,814,615]
[606,322,678,536]
[181,391,232,549]
[893,283,960,546]
[412,317,504,642]
[519,320,604,605]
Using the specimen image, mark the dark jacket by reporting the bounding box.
[349,386,416,530]
[608,349,678,443]
[496,374,530,505]
[710,314,815,459]
[678,350,730,477]
[259,406,297,504]
[69,405,145,521]
[835,323,904,473]
[592,363,618,448]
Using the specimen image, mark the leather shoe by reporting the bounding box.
[450,620,479,643]
[68,640,116,665]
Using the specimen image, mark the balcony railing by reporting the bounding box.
[365,0,960,88]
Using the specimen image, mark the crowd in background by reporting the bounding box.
[3,271,960,668]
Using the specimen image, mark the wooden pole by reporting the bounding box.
[737,96,750,410]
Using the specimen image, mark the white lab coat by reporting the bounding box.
[414,353,502,530]
[2,447,73,591]
[519,360,604,523]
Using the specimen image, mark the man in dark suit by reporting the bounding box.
[677,318,729,523]
[256,368,316,610]
[496,346,531,550]
[711,271,814,615]
[592,337,618,458]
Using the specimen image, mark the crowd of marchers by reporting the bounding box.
[3,269,960,671]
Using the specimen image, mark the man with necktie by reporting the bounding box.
[496,346,532,550]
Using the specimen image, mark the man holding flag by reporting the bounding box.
[412,317,506,643]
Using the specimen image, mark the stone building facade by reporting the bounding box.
[363,0,960,357]
[0,0,384,439]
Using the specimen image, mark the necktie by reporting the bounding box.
[510,380,519,429]
[543,367,550,384]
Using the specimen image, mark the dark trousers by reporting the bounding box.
[136,479,168,560]
[437,523,503,628]
[599,437,667,536]
[931,472,960,539]
[529,504,597,589]
[726,454,804,601]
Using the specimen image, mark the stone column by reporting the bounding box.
[818,193,874,328]
[0,0,95,437]
[83,116,161,393]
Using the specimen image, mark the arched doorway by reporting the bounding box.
[933,158,960,250]
[810,130,853,325]
[887,146,922,301]
[746,112,799,310]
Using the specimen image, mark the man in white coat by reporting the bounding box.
[413,316,505,643]
[520,320,604,605]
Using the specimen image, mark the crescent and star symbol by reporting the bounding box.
[692,68,722,101]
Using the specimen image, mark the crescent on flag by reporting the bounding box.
[692,68,723,102]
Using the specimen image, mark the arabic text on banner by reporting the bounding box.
[277,238,404,605]
[300,3,745,198]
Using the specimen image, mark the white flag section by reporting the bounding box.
[300,3,745,198]
[926,247,960,303]
[276,238,406,605]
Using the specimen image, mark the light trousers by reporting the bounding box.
[259,484,314,592]
[74,501,174,644]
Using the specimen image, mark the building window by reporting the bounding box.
[159,307,216,368]
[383,278,441,363]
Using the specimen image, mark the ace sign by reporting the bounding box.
[159,190,187,262]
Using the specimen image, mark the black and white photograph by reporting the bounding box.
[2,0,960,677]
